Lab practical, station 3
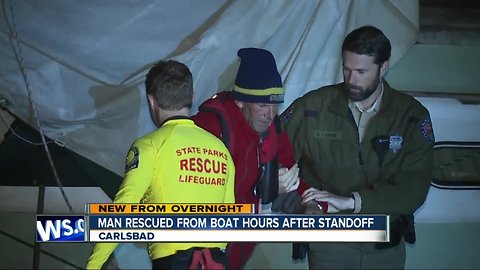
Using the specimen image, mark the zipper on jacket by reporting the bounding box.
[254,137,265,199]
[257,137,263,168]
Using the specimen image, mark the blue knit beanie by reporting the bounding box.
[233,48,285,104]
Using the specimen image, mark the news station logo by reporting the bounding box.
[36,215,85,242]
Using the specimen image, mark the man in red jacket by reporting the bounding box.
[192,47,309,269]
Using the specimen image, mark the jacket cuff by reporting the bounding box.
[352,192,362,213]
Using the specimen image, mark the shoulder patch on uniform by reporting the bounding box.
[280,106,294,123]
[125,146,139,173]
[420,118,434,143]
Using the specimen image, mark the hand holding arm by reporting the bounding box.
[301,188,354,213]
[278,163,300,194]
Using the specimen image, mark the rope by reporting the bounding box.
[6,0,73,213]
[0,112,65,147]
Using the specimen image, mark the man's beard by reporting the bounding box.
[347,76,380,102]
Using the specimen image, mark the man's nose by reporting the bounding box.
[345,72,355,84]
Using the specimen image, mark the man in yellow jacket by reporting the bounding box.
[86,60,235,269]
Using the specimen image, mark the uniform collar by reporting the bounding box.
[160,116,192,127]
[349,83,384,113]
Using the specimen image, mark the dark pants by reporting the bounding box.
[152,247,229,270]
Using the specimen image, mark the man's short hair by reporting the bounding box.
[145,60,193,110]
[342,25,391,65]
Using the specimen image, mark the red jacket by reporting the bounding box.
[192,91,308,207]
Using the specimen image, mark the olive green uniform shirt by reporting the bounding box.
[282,80,434,219]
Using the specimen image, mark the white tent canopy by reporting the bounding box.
[0,0,418,176]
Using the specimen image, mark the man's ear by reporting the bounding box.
[234,100,244,109]
[147,94,161,127]
[380,60,389,77]
[147,94,157,111]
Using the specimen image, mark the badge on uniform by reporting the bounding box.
[125,146,139,173]
[420,118,434,143]
[389,135,403,154]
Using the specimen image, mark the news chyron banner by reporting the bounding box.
[36,203,252,242]
[87,203,254,215]
[36,203,390,243]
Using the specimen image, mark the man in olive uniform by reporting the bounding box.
[282,26,434,269]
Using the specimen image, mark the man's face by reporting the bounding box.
[237,102,278,134]
[342,51,383,102]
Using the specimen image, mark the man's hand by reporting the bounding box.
[278,163,300,194]
[301,188,354,213]
[303,201,324,214]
